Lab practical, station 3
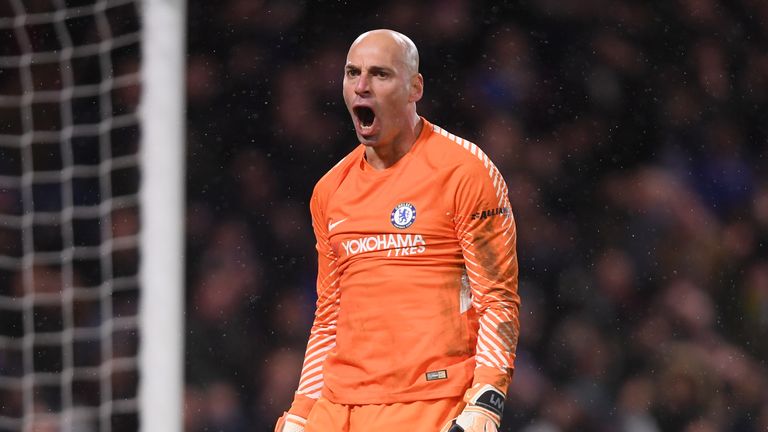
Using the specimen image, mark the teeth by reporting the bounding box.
[359,117,373,131]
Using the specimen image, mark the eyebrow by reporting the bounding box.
[369,66,393,75]
[345,64,395,74]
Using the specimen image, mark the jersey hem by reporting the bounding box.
[322,385,469,405]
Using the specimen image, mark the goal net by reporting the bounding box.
[0,1,184,431]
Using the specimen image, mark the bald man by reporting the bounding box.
[275,29,521,432]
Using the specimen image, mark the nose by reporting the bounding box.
[354,72,370,96]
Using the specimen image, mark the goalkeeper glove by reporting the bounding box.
[274,412,307,432]
[440,384,506,432]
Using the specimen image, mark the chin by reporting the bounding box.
[356,132,378,146]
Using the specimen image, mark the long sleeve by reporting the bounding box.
[288,191,340,417]
[453,158,520,391]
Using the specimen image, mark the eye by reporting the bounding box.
[374,71,389,78]
[346,69,360,77]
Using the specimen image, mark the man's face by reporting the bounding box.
[342,34,418,147]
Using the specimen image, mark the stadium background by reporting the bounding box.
[183,1,768,431]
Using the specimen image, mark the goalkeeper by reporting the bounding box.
[275,29,520,432]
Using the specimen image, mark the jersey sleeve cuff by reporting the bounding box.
[472,365,512,395]
[288,392,317,419]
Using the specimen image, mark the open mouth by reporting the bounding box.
[354,106,376,129]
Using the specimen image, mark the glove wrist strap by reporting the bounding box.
[472,386,505,419]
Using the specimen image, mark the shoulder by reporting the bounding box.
[312,145,363,205]
[424,121,500,182]
[424,123,511,213]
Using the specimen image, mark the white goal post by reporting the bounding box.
[138,0,185,432]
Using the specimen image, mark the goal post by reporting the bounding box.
[138,0,186,432]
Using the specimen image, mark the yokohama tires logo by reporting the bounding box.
[341,233,426,257]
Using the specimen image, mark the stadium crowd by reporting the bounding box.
[181,1,768,431]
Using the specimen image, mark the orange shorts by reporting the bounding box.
[305,396,465,432]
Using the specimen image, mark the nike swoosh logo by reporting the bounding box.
[328,218,347,232]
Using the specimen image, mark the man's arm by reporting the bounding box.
[276,192,340,431]
[443,158,520,432]
[456,159,520,386]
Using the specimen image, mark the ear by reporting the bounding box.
[409,73,424,103]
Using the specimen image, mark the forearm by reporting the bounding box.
[473,295,519,390]
[295,321,337,399]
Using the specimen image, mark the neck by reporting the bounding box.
[365,113,423,170]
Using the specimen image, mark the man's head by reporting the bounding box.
[343,29,424,148]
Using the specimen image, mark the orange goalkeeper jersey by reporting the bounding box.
[295,118,520,406]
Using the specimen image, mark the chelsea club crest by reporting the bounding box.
[390,202,416,229]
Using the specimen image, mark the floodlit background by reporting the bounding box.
[182,1,768,431]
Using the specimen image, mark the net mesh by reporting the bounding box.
[0,1,142,431]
